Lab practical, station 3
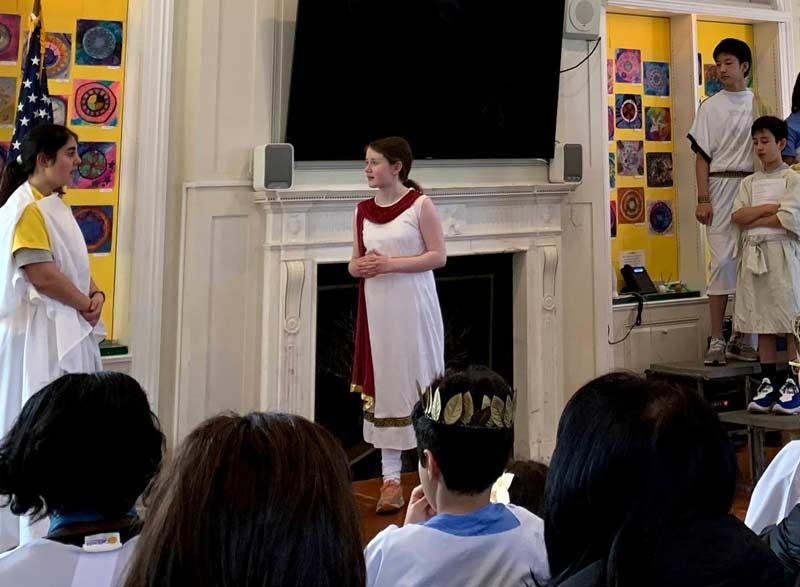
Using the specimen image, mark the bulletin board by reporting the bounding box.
[0,0,128,337]
[607,14,678,288]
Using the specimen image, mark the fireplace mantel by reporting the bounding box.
[252,184,572,460]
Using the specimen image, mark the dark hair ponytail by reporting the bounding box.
[368,136,423,193]
[0,124,78,208]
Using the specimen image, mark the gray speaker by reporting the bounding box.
[549,143,583,184]
[564,0,601,41]
[253,143,294,190]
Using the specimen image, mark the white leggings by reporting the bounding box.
[381,448,402,482]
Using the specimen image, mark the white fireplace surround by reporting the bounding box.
[175,183,573,460]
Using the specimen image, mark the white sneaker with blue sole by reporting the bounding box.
[772,378,800,415]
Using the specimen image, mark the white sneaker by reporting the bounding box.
[704,338,727,366]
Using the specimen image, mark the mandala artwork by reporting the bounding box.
[647,152,674,188]
[648,200,674,235]
[645,107,671,142]
[51,95,68,126]
[72,142,117,190]
[615,48,641,84]
[610,200,617,238]
[616,94,642,130]
[71,205,114,254]
[0,77,15,127]
[608,106,614,142]
[619,188,645,224]
[72,80,120,126]
[607,59,614,94]
[704,64,724,97]
[76,20,123,66]
[44,33,72,80]
[616,140,644,177]
[0,14,20,63]
[609,153,616,189]
[644,62,670,97]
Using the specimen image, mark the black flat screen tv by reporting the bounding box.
[285,0,566,161]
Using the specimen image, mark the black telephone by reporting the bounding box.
[621,264,657,295]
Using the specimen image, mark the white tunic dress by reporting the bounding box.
[0,182,105,552]
[745,440,800,534]
[688,90,758,295]
[362,195,444,450]
[732,166,800,334]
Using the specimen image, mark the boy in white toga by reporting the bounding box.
[688,38,764,366]
[733,117,800,414]
[364,366,549,587]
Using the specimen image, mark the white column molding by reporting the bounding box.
[129,0,175,406]
[608,0,790,22]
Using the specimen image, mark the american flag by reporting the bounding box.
[10,9,53,156]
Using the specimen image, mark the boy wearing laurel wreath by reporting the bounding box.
[689,38,765,366]
[364,366,549,587]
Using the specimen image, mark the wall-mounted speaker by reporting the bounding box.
[253,143,294,191]
[549,143,583,184]
[564,0,601,41]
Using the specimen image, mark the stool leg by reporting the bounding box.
[751,426,766,487]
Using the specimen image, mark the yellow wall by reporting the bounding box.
[0,0,128,336]
[607,14,678,287]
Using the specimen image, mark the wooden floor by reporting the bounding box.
[354,446,780,547]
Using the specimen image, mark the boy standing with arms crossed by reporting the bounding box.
[689,38,763,365]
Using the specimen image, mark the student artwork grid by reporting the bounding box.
[643,62,669,97]
[645,107,671,142]
[0,14,20,64]
[44,33,72,80]
[51,95,69,126]
[615,48,641,84]
[616,140,644,177]
[704,64,724,97]
[72,80,120,126]
[71,205,114,254]
[608,106,614,142]
[648,200,674,235]
[76,20,123,66]
[72,142,117,190]
[607,59,614,94]
[618,188,645,224]
[0,77,15,127]
[615,94,642,130]
[646,152,674,188]
[609,153,616,188]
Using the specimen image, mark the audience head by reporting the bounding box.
[504,459,548,517]
[413,365,514,497]
[0,123,79,207]
[793,72,800,114]
[544,372,736,584]
[0,372,164,521]
[124,412,365,587]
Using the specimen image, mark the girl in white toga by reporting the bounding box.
[0,124,106,552]
[350,137,445,513]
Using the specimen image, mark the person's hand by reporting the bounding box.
[365,250,393,277]
[404,484,436,525]
[80,292,103,327]
[695,203,713,225]
[351,254,378,278]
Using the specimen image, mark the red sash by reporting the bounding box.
[351,190,422,401]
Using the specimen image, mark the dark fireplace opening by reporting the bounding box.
[315,253,514,480]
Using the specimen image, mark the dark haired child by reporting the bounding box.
[732,116,800,414]
[689,38,764,366]
[0,372,164,585]
[364,366,549,587]
[491,459,548,518]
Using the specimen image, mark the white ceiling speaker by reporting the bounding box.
[564,0,601,41]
